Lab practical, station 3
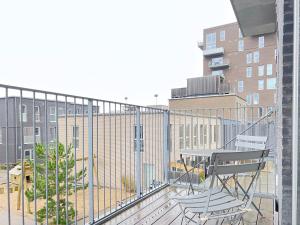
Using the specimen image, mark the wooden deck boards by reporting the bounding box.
[104,187,274,225]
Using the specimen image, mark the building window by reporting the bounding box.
[258,80,264,90]
[258,36,264,48]
[179,125,184,149]
[49,107,56,122]
[72,126,80,148]
[24,149,33,160]
[258,107,264,117]
[258,65,264,76]
[238,80,244,93]
[204,125,207,145]
[239,29,243,38]
[134,124,144,151]
[214,125,219,143]
[267,64,273,75]
[246,53,252,64]
[199,125,203,145]
[253,51,260,63]
[275,48,277,63]
[206,32,216,50]
[20,104,27,122]
[34,106,40,122]
[220,30,225,41]
[212,70,223,76]
[211,57,223,66]
[253,93,259,105]
[267,78,277,89]
[0,129,2,144]
[24,127,40,144]
[50,127,56,142]
[193,124,198,147]
[246,67,252,77]
[185,124,190,149]
[238,40,244,51]
[246,95,252,105]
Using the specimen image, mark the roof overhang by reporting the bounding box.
[230,0,276,36]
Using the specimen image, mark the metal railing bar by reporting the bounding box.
[0,84,166,112]
[5,88,11,225]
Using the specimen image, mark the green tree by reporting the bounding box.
[25,143,87,225]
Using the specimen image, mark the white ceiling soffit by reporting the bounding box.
[230,0,277,36]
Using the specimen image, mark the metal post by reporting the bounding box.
[163,110,170,183]
[88,99,94,223]
[135,107,142,198]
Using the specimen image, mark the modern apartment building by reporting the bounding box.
[199,22,277,109]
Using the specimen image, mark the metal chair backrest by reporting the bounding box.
[204,149,269,214]
[235,135,267,150]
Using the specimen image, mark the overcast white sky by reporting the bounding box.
[0,0,236,106]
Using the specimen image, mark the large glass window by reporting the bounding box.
[267,78,277,89]
[238,40,244,51]
[200,125,204,145]
[49,107,56,122]
[246,53,252,64]
[246,95,252,105]
[246,67,252,77]
[20,104,27,122]
[185,124,190,149]
[206,33,216,50]
[267,64,273,75]
[258,80,264,90]
[253,93,259,105]
[258,36,264,48]
[0,129,2,144]
[253,51,260,63]
[238,80,244,92]
[34,106,40,122]
[179,125,184,149]
[258,65,264,76]
[220,30,225,41]
[193,124,198,147]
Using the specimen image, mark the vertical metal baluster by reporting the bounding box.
[103,102,106,215]
[114,103,117,209]
[109,102,112,212]
[33,92,37,225]
[120,104,122,204]
[55,95,59,225]
[135,107,141,198]
[129,108,132,201]
[45,94,49,225]
[82,98,86,224]
[65,96,69,225]
[20,91,25,225]
[173,111,175,168]
[96,101,99,218]
[124,104,127,202]
[88,99,94,223]
[74,99,78,224]
[151,109,154,188]
[5,88,11,225]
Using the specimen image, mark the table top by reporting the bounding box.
[179,149,235,157]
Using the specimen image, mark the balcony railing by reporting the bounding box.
[0,84,277,225]
[203,47,224,57]
[208,59,230,69]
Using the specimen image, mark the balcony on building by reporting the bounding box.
[203,47,224,57]
[208,58,229,69]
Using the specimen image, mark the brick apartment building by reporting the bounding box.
[200,22,277,109]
